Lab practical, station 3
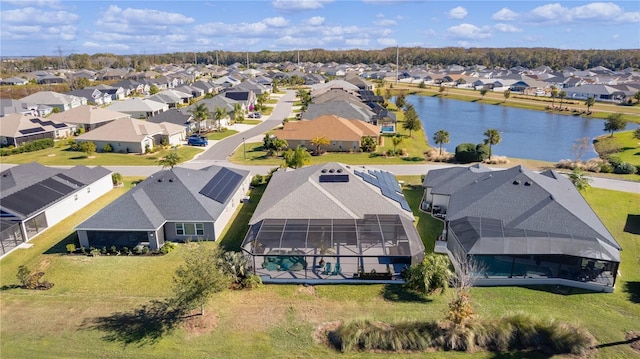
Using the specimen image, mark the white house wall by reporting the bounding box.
[43,174,113,230]
[432,193,450,210]
[213,175,251,240]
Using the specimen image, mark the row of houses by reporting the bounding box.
[1,161,620,292]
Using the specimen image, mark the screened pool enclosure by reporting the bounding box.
[241,214,425,282]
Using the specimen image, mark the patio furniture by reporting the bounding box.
[322,262,332,275]
[331,263,341,276]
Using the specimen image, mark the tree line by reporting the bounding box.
[4,47,639,74]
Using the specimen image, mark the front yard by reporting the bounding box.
[0,172,638,358]
[0,143,203,166]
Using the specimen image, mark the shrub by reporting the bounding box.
[483,155,509,165]
[142,246,149,255]
[424,148,454,162]
[599,162,614,173]
[102,143,113,153]
[110,245,118,254]
[111,172,123,186]
[614,162,637,174]
[455,143,483,163]
[160,241,177,254]
[101,246,107,255]
[607,155,622,168]
[251,174,263,186]
[90,248,101,256]
[133,245,144,255]
[66,243,76,253]
[0,138,55,156]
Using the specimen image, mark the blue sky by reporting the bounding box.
[1,1,639,57]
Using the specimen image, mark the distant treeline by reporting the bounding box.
[6,47,640,73]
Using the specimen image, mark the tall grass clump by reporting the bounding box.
[330,319,440,352]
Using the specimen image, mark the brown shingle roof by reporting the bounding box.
[273,114,378,141]
[48,105,130,125]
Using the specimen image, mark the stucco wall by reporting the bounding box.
[213,175,251,239]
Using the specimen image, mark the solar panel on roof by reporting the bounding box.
[198,167,243,204]
[18,127,45,135]
[319,174,349,183]
[41,178,76,195]
[52,123,67,128]
[1,179,73,216]
[355,169,411,212]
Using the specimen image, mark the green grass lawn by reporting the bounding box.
[593,130,640,168]
[0,144,203,166]
[205,129,239,140]
[0,174,638,358]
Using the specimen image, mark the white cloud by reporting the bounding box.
[374,19,397,26]
[446,23,492,40]
[96,5,194,34]
[377,38,397,46]
[491,7,518,21]
[448,6,467,20]
[525,2,640,24]
[612,34,619,40]
[494,23,522,33]
[306,16,325,26]
[346,38,370,47]
[263,17,289,27]
[272,0,332,12]
[1,7,78,24]
[194,21,272,37]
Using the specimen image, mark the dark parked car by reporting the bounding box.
[187,135,208,146]
[247,112,262,118]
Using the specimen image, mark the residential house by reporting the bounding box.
[301,101,375,124]
[274,114,380,152]
[74,117,185,154]
[85,84,127,100]
[186,95,236,129]
[65,88,112,106]
[175,85,204,98]
[421,164,621,292]
[223,88,255,110]
[48,105,130,132]
[107,98,168,119]
[113,79,149,95]
[0,99,52,118]
[241,162,424,282]
[147,89,191,109]
[76,166,251,250]
[148,108,196,133]
[19,91,86,112]
[563,84,631,103]
[36,75,66,84]
[0,163,112,257]
[0,113,72,146]
[0,77,28,86]
[192,80,218,95]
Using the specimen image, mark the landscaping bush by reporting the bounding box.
[607,156,622,168]
[66,244,76,253]
[424,148,454,162]
[454,143,487,163]
[614,162,637,174]
[0,138,54,156]
[160,241,177,254]
[102,143,113,153]
[251,174,263,186]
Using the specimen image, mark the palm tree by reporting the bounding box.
[233,103,243,124]
[558,91,567,109]
[188,103,210,135]
[569,168,591,192]
[310,136,330,155]
[433,129,450,155]
[214,107,226,131]
[483,128,501,158]
[550,87,559,108]
[584,97,595,114]
[391,135,403,156]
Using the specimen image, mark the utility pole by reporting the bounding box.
[246,51,249,68]
[396,46,399,85]
[216,51,219,67]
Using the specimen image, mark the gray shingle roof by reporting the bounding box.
[425,165,620,262]
[76,166,249,231]
[250,163,413,225]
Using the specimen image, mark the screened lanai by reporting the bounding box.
[241,214,425,282]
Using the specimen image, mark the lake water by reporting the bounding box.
[407,95,614,162]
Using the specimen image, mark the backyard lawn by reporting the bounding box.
[0,143,203,166]
[593,130,640,168]
[0,174,638,358]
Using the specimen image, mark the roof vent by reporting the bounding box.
[321,169,327,173]
[169,178,174,182]
[158,178,163,182]
[337,168,343,173]
[512,180,520,185]
[329,169,335,173]
[549,195,554,201]
[524,181,531,186]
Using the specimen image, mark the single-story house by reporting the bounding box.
[0,113,72,146]
[300,101,376,125]
[274,114,380,152]
[0,99,52,118]
[107,98,168,119]
[242,162,424,283]
[421,164,621,292]
[148,108,197,133]
[66,89,112,106]
[75,117,185,154]
[19,91,86,112]
[0,163,112,257]
[48,105,130,132]
[85,84,127,100]
[76,166,251,250]
[0,77,29,86]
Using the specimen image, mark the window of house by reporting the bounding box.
[176,223,204,236]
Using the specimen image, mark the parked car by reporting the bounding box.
[187,136,208,146]
[247,112,262,118]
